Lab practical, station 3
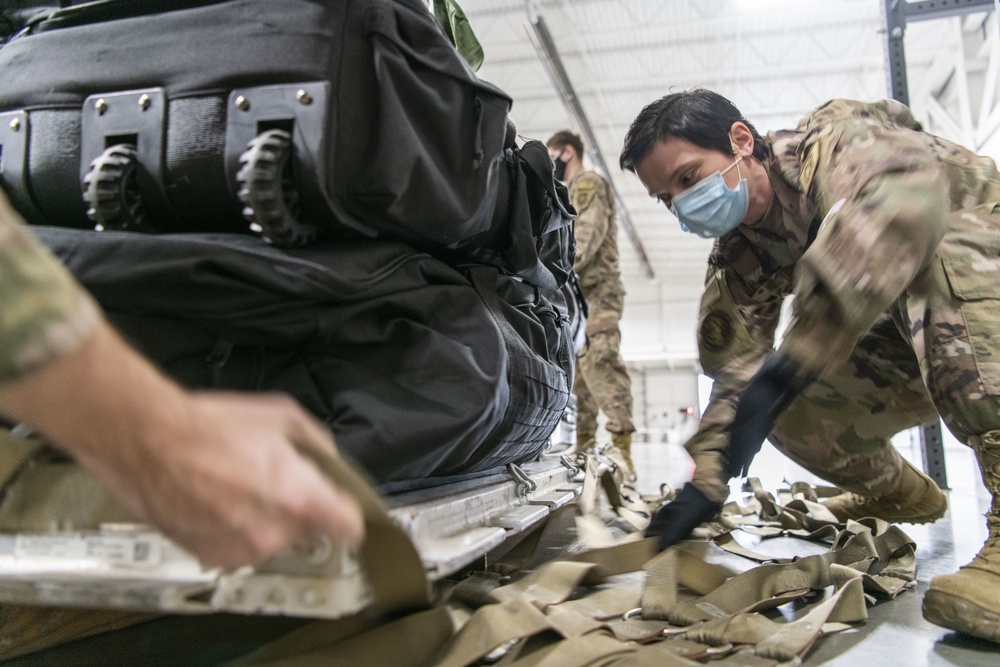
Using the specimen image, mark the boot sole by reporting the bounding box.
[884,501,948,525]
[827,507,946,525]
[826,496,948,525]
[923,589,1000,643]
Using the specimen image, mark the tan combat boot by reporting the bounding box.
[611,432,637,480]
[821,458,947,524]
[923,431,1000,643]
[575,429,596,454]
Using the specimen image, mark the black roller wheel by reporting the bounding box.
[82,143,153,232]
[236,129,319,247]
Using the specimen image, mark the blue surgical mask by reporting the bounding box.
[670,157,749,238]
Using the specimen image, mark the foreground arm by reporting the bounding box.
[646,266,782,550]
[0,193,364,568]
[781,102,950,377]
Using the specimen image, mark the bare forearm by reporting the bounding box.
[0,321,184,478]
[0,320,365,566]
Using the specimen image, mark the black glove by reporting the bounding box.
[727,352,817,479]
[645,483,722,552]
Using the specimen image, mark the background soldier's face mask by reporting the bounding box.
[670,154,749,238]
[552,151,569,182]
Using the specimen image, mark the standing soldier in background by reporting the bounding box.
[547,131,636,477]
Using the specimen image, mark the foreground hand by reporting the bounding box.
[121,392,366,570]
[645,483,721,552]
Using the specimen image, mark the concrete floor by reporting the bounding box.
[631,431,1000,666]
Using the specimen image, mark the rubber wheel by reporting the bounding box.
[236,129,318,247]
[82,143,153,232]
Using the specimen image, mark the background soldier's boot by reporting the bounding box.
[611,432,636,480]
[575,429,596,454]
[821,458,947,524]
[923,431,1000,643]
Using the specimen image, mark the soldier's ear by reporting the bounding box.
[729,122,754,158]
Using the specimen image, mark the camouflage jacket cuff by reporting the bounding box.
[688,450,731,504]
[0,214,103,383]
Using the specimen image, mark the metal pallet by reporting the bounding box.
[0,456,582,620]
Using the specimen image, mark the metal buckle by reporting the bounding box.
[506,463,537,497]
[622,608,702,636]
[622,607,643,621]
[776,657,803,667]
[661,623,700,636]
[704,643,734,658]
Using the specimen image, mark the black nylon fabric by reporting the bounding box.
[23,110,87,228]
[0,1,341,106]
[35,227,574,483]
[163,96,236,232]
[0,1,59,43]
[0,0,577,289]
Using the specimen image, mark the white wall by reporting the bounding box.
[619,280,700,362]
[629,366,700,434]
[616,260,703,442]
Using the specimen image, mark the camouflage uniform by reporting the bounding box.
[568,170,635,440]
[0,189,100,382]
[686,99,1000,504]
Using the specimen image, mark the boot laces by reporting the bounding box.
[968,439,1000,567]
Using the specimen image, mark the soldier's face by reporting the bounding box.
[634,136,744,214]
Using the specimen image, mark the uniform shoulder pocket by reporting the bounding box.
[698,270,759,379]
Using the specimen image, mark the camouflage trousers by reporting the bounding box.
[574,328,635,438]
[771,204,1000,495]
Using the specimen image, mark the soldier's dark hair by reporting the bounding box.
[547,130,585,158]
[619,89,767,172]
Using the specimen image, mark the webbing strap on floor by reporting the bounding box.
[233,606,454,667]
[370,475,920,667]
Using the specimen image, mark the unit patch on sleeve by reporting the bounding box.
[700,311,734,352]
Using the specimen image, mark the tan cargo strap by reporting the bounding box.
[233,606,455,667]
[381,476,918,667]
[0,429,45,490]
[721,478,841,538]
[301,445,432,613]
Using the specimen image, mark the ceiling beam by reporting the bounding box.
[524,6,655,279]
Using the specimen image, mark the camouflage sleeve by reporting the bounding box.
[779,107,949,378]
[685,381,741,503]
[0,190,101,383]
[683,268,782,503]
[569,173,612,270]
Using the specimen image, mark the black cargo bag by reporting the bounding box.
[35,227,578,484]
[0,0,574,280]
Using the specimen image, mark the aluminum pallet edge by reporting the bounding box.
[0,456,583,620]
